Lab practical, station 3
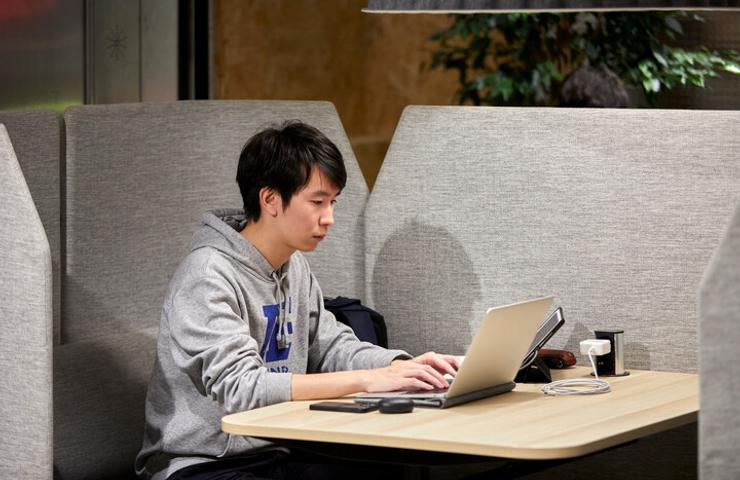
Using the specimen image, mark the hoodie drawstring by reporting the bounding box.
[271,270,290,349]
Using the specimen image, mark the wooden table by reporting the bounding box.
[222,367,697,461]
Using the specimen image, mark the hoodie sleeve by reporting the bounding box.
[306,272,411,373]
[166,272,292,414]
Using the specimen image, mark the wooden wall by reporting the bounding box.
[213,0,458,188]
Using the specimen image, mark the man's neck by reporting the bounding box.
[240,220,293,271]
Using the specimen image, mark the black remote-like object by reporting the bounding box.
[378,398,414,414]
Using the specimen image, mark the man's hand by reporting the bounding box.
[403,352,461,377]
[362,352,461,393]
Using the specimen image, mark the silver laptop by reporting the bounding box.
[355,296,554,408]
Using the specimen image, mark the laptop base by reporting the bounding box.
[356,381,516,409]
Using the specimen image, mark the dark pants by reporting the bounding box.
[166,450,403,480]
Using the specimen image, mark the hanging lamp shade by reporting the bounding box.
[363,0,740,12]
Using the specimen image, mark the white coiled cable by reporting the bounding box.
[542,348,611,396]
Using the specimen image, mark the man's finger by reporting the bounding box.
[409,378,434,391]
[442,355,462,371]
[423,363,450,385]
[415,368,447,389]
[425,356,457,376]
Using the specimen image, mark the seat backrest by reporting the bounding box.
[62,100,366,343]
[0,110,61,343]
[55,100,366,479]
[699,202,740,480]
[366,106,740,373]
[0,124,53,479]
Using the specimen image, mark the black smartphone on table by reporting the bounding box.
[309,401,378,413]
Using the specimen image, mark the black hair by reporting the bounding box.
[559,63,630,108]
[236,121,347,222]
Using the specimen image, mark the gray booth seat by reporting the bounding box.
[699,202,740,480]
[0,110,61,343]
[0,125,54,479]
[366,105,740,373]
[55,100,367,479]
[364,106,740,479]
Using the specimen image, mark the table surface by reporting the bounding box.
[222,367,698,460]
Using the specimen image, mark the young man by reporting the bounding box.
[135,121,460,480]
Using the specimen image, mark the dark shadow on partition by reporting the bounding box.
[371,219,482,357]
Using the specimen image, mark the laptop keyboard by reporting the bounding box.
[408,380,452,395]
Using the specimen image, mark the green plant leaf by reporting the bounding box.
[639,60,654,78]
[665,16,683,35]
[725,63,740,74]
[653,51,668,67]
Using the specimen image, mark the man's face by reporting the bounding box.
[275,167,339,252]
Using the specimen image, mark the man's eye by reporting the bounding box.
[331,200,338,206]
[312,200,323,205]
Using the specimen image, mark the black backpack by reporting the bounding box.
[324,296,388,348]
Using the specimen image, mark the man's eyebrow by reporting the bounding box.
[311,190,341,197]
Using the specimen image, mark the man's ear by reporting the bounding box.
[259,187,281,217]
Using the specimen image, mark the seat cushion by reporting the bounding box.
[53,328,158,480]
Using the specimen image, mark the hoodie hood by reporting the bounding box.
[193,209,292,350]
[190,208,277,281]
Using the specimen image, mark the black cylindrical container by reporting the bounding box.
[594,329,629,377]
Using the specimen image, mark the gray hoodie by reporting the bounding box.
[135,209,408,479]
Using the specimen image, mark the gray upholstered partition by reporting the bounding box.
[56,100,366,479]
[62,100,366,343]
[699,202,740,480]
[0,124,53,479]
[366,106,740,374]
[0,110,61,343]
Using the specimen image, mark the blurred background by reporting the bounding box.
[1,0,738,188]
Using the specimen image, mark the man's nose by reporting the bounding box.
[320,205,335,226]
